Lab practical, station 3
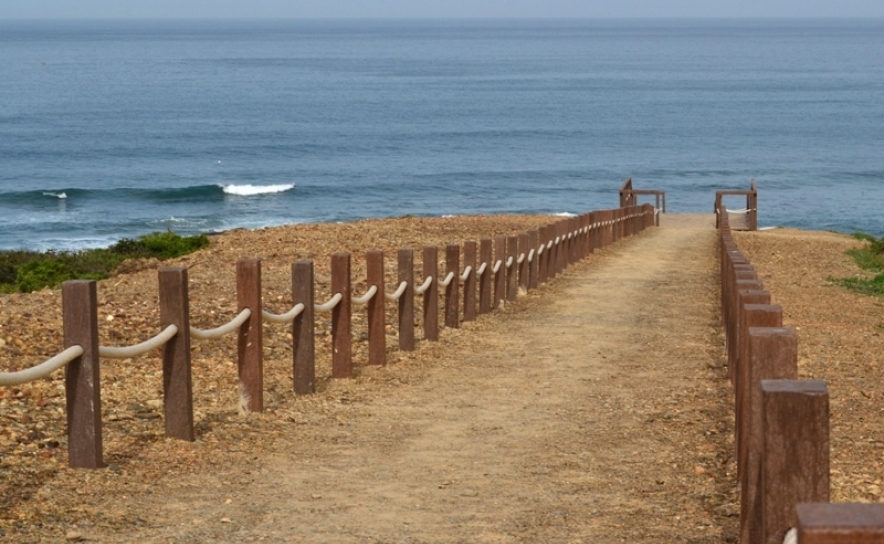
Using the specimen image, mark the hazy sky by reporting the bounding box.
[3,0,884,20]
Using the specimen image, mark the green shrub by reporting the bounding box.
[15,260,76,292]
[0,231,210,293]
[834,232,884,297]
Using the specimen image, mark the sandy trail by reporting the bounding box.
[82,214,734,543]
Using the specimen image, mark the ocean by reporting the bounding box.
[1,18,883,251]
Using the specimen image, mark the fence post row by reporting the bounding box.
[717,205,884,542]
[37,204,658,469]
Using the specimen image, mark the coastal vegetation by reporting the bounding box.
[0,232,209,294]
[832,232,884,296]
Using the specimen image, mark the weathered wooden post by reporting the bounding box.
[742,327,799,544]
[463,241,477,322]
[796,503,884,543]
[292,261,315,394]
[159,267,194,439]
[366,250,386,365]
[445,244,460,329]
[331,252,352,378]
[494,236,506,309]
[398,248,415,351]
[527,230,539,289]
[479,239,493,314]
[737,303,782,477]
[538,226,549,285]
[237,259,263,412]
[762,380,830,544]
[517,233,529,294]
[423,246,439,340]
[63,280,103,469]
[506,235,518,302]
[556,220,566,275]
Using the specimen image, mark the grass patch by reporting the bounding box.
[0,232,209,293]
[832,232,884,296]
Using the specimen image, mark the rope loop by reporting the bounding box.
[437,272,455,287]
[505,256,514,269]
[491,260,503,274]
[261,303,305,325]
[191,308,252,340]
[99,324,179,359]
[351,285,378,305]
[459,266,472,281]
[414,276,434,295]
[384,281,408,302]
[527,248,535,262]
[0,345,84,386]
[517,253,526,264]
[315,292,343,312]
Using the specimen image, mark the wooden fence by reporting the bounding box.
[718,209,884,543]
[3,204,655,469]
[619,177,665,225]
[715,179,758,231]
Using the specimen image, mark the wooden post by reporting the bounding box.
[494,236,506,309]
[398,248,415,350]
[423,246,439,340]
[506,235,518,302]
[762,379,830,544]
[331,253,352,378]
[445,244,460,329]
[737,302,782,477]
[556,220,566,275]
[517,233,529,294]
[366,250,386,365]
[797,503,884,543]
[527,230,539,290]
[292,261,315,394]
[62,280,103,469]
[159,267,194,440]
[463,241,477,322]
[743,327,799,544]
[479,239,492,314]
[538,226,549,285]
[236,259,263,413]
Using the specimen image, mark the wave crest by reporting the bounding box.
[42,191,68,199]
[220,184,295,196]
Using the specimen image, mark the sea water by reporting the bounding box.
[1,19,883,250]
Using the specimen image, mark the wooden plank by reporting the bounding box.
[331,252,352,378]
[445,244,460,329]
[423,246,439,340]
[398,248,415,350]
[479,239,493,314]
[366,250,386,366]
[462,241,477,322]
[797,503,884,543]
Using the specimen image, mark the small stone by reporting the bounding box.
[221,517,231,524]
[694,466,706,475]
[65,530,84,541]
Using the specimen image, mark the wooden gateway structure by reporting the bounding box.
[619,178,665,226]
[715,179,758,231]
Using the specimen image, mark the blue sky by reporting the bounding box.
[2,0,883,19]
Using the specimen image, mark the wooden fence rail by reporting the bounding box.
[718,207,884,543]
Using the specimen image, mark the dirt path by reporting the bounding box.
[68,215,736,543]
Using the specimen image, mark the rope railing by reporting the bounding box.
[191,308,253,339]
[0,346,84,386]
[314,292,343,312]
[351,285,378,305]
[385,281,408,302]
[436,272,455,288]
[261,304,305,325]
[2,201,660,470]
[414,276,433,295]
[99,325,179,359]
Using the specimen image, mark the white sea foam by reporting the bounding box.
[220,184,294,196]
[553,212,577,217]
[42,191,67,199]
